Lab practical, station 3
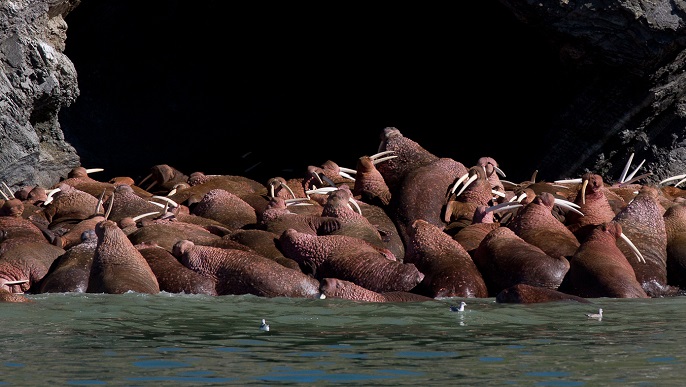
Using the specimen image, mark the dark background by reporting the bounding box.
[59,2,571,186]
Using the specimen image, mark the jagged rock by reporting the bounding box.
[0,0,81,191]
[498,0,686,182]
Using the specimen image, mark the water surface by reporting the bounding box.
[1,293,683,385]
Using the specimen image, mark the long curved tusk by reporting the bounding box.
[310,171,324,186]
[554,198,584,216]
[554,178,583,184]
[484,201,523,214]
[85,168,105,174]
[104,194,114,220]
[554,198,581,208]
[3,279,29,285]
[624,159,645,182]
[305,187,338,196]
[494,166,506,177]
[338,170,356,181]
[369,150,395,160]
[449,173,470,195]
[618,152,634,184]
[0,184,8,201]
[151,195,179,208]
[147,201,166,208]
[456,174,478,197]
[285,198,314,207]
[347,197,362,214]
[138,173,153,187]
[619,232,646,264]
[619,172,653,187]
[320,174,337,187]
[268,181,276,198]
[372,154,398,165]
[144,180,158,192]
[338,167,357,175]
[1,182,15,199]
[492,190,506,198]
[581,179,589,205]
[95,189,106,214]
[659,174,686,185]
[282,182,297,200]
[43,187,61,205]
[131,211,161,222]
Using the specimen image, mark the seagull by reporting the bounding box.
[260,319,270,331]
[586,308,603,320]
[450,301,467,312]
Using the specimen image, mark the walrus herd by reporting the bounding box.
[2,126,686,304]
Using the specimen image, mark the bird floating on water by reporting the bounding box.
[586,308,603,320]
[450,301,467,312]
[260,319,270,331]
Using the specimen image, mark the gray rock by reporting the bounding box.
[0,0,81,192]
[500,0,686,183]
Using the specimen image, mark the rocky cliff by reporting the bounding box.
[0,0,81,191]
[2,0,686,191]
[499,0,686,182]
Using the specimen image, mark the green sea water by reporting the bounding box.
[0,293,683,386]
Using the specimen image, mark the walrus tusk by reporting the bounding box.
[131,211,161,222]
[268,179,296,199]
[3,280,29,285]
[618,152,634,184]
[617,172,652,187]
[449,173,470,196]
[492,190,506,198]
[515,192,528,203]
[554,198,584,216]
[347,197,362,215]
[85,168,104,174]
[369,150,398,166]
[104,193,114,220]
[372,154,398,165]
[95,189,106,214]
[369,150,395,160]
[0,183,9,201]
[455,173,479,197]
[151,195,179,208]
[581,178,589,205]
[554,178,583,184]
[144,180,158,192]
[43,187,61,205]
[337,168,356,181]
[619,232,646,263]
[623,159,645,183]
[305,187,337,196]
[484,201,523,214]
[138,173,153,187]
[319,174,337,188]
[285,198,314,207]
[1,182,15,199]
[659,173,686,185]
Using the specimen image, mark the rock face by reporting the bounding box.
[2,0,686,191]
[0,0,81,190]
[498,0,686,183]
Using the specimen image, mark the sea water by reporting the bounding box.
[0,293,683,386]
